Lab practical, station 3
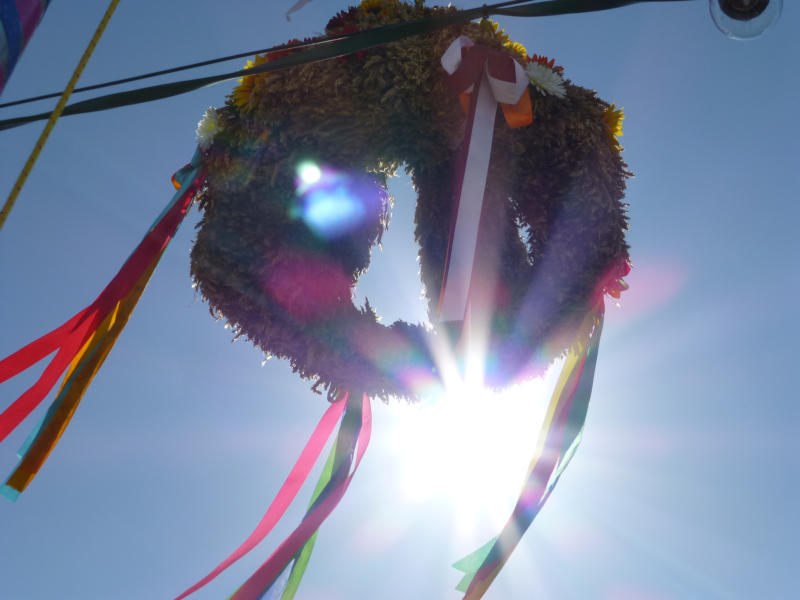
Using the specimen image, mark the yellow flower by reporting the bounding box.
[232,54,270,110]
[504,40,528,58]
[603,103,625,150]
[478,19,528,60]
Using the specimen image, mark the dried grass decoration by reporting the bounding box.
[190,0,631,403]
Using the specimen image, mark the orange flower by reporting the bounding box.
[528,53,563,73]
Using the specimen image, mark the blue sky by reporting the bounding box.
[1,1,798,599]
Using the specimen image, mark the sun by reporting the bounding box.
[384,355,561,536]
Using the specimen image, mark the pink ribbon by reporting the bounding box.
[229,392,373,600]
[173,395,349,600]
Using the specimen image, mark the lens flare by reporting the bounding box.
[384,336,562,536]
[297,161,322,186]
[386,376,555,533]
[303,184,367,238]
[292,161,383,239]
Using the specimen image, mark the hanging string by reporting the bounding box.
[0,0,121,232]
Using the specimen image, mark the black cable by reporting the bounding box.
[495,0,691,16]
[0,0,693,132]
[0,43,326,109]
[0,0,536,110]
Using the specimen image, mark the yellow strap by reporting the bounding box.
[0,0,121,232]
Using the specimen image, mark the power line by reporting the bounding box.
[0,0,692,132]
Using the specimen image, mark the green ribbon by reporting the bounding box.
[279,435,338,599]
[453,538,498,593]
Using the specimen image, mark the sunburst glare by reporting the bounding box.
[384,354,562,537]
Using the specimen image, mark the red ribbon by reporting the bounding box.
[445,44,533,130]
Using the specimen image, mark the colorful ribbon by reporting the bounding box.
[277,431,340,600]
[454,304,605,598]
[0,151,203,499]
[173,395,349,599]
[175,390,372,600]
[438,35,532,323]
[436,37,601,597]
[232,391,371,600]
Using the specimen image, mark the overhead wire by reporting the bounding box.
[0,0,692,132]
[0,0,539,110]
[0,0,121,232]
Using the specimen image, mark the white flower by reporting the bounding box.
[524,62,566,99]
[196,107,220,151]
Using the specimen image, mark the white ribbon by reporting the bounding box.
[438,36,529,323]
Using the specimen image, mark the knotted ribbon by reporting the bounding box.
[438,35,532,323]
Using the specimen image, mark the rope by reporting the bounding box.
[0,0,121,232]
